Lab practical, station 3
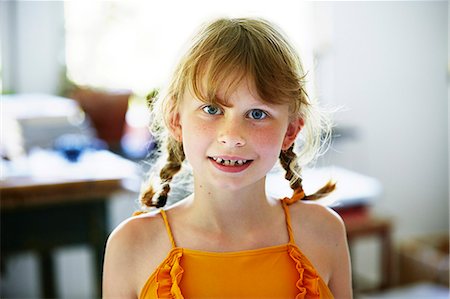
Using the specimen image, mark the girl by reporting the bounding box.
[103,17,352,298]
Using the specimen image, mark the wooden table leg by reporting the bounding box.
[90,200,109,297]
[380,226,393,289]
[40,251,56,298]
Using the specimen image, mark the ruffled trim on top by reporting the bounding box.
[288,244,322,299]
[155,248,185,298]
[144,244,331,299]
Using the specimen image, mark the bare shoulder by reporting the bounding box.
[288,200,352,298]
[103,210,172,298]
[106,210,169,258]
[289,200,346,242]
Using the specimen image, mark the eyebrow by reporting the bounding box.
[190,90,282,111]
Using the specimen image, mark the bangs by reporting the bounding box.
[191,60,249,107]
[179,18,306,112]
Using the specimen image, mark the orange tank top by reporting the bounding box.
[139,198,334,299]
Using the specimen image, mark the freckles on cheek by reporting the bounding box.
[194,122,214,136]
[252,128,284,166]
[252,127,284,148]
[182,117,204,134]
[182,120,214,144]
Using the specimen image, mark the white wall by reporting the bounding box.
[314,1,448,241]
[1,1,65,94]
[311,1,448,287]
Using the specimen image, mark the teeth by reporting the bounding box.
[212,157,248,166]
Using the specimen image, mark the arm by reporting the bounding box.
[102,220,139,298]
[328,213,353,299]
[289,201,353,298]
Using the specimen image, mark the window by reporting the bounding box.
[64,1,315,96]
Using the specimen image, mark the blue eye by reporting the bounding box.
[248,109,267,120]
[202,105,222,115]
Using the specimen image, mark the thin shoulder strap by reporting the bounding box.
[160,209,177,248]
[281,188,305,244]
[281,199,296,244]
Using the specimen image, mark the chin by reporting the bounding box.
[210,175,266,193]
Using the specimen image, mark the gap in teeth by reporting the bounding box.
[212,157,248,166]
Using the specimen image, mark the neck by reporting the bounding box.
[186,175,280,235]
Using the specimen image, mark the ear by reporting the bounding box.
[282,118,304,150]
[167,110,182,142]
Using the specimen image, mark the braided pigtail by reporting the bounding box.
[140,138,185,208]
[279,144,303,194]
[279,144,336,201]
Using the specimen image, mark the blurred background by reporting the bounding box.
[0,1,448,298]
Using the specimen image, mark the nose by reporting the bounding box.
[217,119,246,147]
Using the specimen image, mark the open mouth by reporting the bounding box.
[209,157,252,166]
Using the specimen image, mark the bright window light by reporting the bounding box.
[64,1,315,96]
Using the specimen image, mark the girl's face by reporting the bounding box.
[171,78,302,192]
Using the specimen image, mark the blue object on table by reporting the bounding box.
[54,134,91,162]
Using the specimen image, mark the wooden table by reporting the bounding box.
[1,149,138,298]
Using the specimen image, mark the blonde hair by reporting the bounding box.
[140,17,334,209]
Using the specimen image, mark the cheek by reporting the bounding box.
[180,119,214,159]
[251,125,286,153]
[183,119,215,140]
